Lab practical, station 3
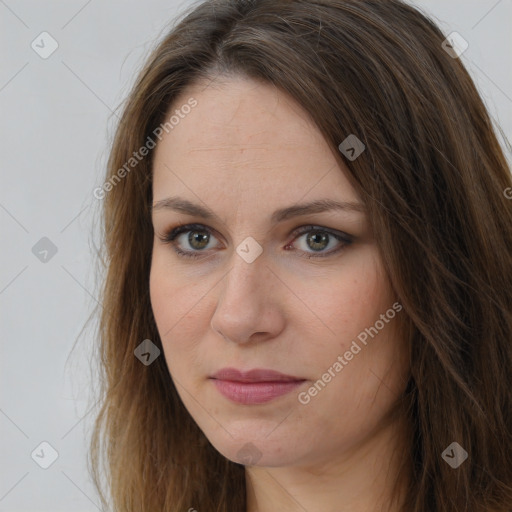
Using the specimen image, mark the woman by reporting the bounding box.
[89,1,512,511]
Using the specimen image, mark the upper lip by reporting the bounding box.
[211,368,305,383]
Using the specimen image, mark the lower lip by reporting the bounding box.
[211,379,305,405]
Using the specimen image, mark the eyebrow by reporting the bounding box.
[152,196,365,224]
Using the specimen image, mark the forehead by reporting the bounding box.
[152,76,359,210]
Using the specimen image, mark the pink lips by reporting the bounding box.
[210,368,306,405]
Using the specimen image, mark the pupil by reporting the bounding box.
[189,231,209,250]
[308,232,328,251]
[186,231,329,252]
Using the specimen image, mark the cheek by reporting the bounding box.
[298,251,406,398]
[149,245,197,330]
[297,260,407,450]
[309,252,394,347]
[149,250,189,355]
[149,251,177,333]
[149,247,211,373]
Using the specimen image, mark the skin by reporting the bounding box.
[149,75,411,512]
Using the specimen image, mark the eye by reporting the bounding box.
[157,223,353,260]
[286,225,353,259]
[158,223,221,259]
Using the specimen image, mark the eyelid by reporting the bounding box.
[159,223,222,246]
[291,224,353,244]
[158,222,353,259]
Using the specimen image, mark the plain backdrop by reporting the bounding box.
[1,1,511,510]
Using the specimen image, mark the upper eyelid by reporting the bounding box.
[164,223,351,246]
[166,222,347,235]
[160,224,353,262]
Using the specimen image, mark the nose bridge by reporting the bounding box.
[210,248,280,343]
[220,250,267,314]
[221,229,268,295]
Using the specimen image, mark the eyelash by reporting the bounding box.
[157,223,353,260]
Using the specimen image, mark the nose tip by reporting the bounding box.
[210,316,268,345]
[209,261,286,345]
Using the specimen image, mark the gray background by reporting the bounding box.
[1,1,511,510]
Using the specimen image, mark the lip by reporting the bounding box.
[210,368,306,405]
[211,368,304,382]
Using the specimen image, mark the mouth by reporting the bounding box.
[209,367,307,405]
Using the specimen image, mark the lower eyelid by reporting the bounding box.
[162,225,352,257]
[291,232,347,251]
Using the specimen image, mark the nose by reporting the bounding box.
[210,251,286,345]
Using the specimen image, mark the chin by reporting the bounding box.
[203,423,303,467]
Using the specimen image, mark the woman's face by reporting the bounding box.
[150,76,409,468]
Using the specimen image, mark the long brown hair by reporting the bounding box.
[89,1,512,510]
